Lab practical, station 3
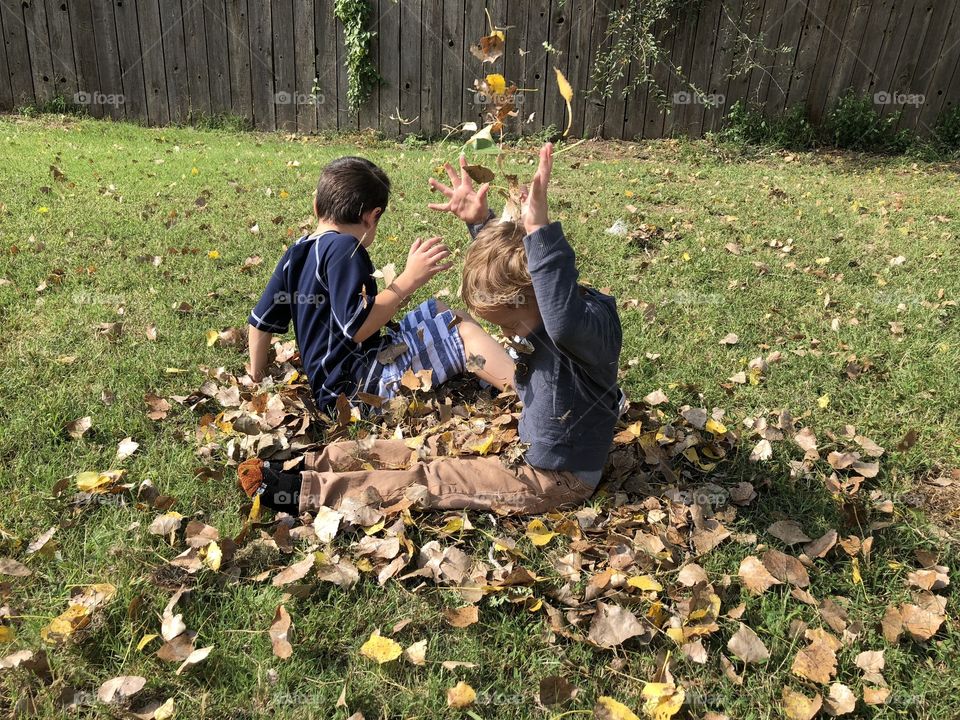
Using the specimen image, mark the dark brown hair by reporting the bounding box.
[313,156,391,223]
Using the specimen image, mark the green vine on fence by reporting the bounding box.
[590,0,780,107]
[334,0,381,114]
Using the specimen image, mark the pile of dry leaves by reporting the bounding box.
[2,330,946,719]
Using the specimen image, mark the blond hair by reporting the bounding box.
[460,221,532,315]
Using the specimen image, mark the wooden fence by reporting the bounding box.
[1,0,959,138]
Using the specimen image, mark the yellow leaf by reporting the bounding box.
[359,630,402,664]
[595,696,641,720]
[205,329,219,347]
[191,167,199,175]
[441,517,464,534]
[818,393,831,409]
[682,252,691,262]
[705,418,727,435]
[137,633,159,651]
[248,493,261,523]
[485,73,506,96]
[446,681,477,709]
[204,541,222,571]
[41,604,92,644]
[154,698,175,720]
[0,625,15,643]
[554,66,574,136]
[279,189,289,199]
[355,557,374,572]
[852,557,862,585]
[627,575,663,592]
[641,683,685,720]
[37,206,49,214]
[526,519,555,546]
[207,250,220,259]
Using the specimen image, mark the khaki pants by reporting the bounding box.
[298,440,594,515]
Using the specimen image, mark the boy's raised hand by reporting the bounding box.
[396,236,453,295]
[521,142,553,235]
[427,154,490,225]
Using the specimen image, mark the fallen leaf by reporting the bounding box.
[738,555,782,595]
[360,629,402,664]
[443,605,479,628]
[97,676,147,704]
[594,696,641,720]
[64,416,92,440]
[588,602,648,648]
[272,553,315,586]
[767,520,812,546]
[762,549,810,587]
[270,605,292,659]
[403,639,427,666]
[175,645,212,675]
[782,687,823,720]
[446,680,477,709]
[823,683,856,716]
[727,623,770,664]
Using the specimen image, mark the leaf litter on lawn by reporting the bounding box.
[5,335,950,715]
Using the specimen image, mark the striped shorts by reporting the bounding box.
[374,298,467,398]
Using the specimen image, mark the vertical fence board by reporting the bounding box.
[420,0,443,135]
[724,0,765,114]
[293,0,318,133]
[564,0,594,137]
[375,0,398,135]
[248,0,275,129]
[137,0,170,124]
[113,0,149,122]
[763,0,807,115]
[205,0,232,114]
[23,0,55,104]
[398,0,421,134]
[271,0,295,130]
[702,0,744,133]
[523,0,550,134]
[898,3,956,131]
[44,0,75,100]
[182,0,211,118]
[687,0,723,137]
[872,2,921,120]
[663,1,700,137]
[824,0,874,112]
[440,0,465,132]
[0,3,12,110]
[226,0,253,121]
[582,0,610,136]
[916,8,960,132]
[159,0,191,122]
[805,0,851,123]
[85,0,117,119]
[315,0,337,131]
[783,0,830,113]
[2,0,38,107]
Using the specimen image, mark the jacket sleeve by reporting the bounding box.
[523,222,620,367]
[248,251,293,333]
[466,209,497,241]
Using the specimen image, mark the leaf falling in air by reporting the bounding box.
[554,67,574,136]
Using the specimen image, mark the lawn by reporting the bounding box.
[0,114,958,719]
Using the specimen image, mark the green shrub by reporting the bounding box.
[932,104,960,155]
[718,101,815,150]
[821,92,912,153]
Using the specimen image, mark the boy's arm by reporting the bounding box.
[524,222,619,365]
[247,251,294,380]
[247,326,273,381]
[342,237,454,344]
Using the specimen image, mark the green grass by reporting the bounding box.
[1,115,959,718]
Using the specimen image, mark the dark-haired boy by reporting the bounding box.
[247,156,514,412]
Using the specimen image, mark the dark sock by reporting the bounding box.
[258,462,303,514]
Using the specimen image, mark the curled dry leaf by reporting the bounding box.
[175,645,212,675]
[64,416,92,440]
[791,632,838,684]
[272,553,315,587]
[594,696,641,720]
[0,558,31,577]
[588,602,648,648]
[270,605,292,659]
[539,675,577,706]
[403,639,427,666]
[443,605,479,628]
[823,683,856,716]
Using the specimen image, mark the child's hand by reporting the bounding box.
[427,155,491,225]
[521,142,553,235]
[396,237,453,294]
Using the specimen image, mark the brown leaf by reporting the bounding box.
[803,530,837,559]
[823,683,856,716]
[443,605,479,629]
[64,416,92,440]
[738,555,782,595]
[446,680,477,708]
[588,602,648,648]
[727,623,770,664]
[896,429,919,451]
[855,649,884,674]
[791,633,837,684]
[0,558,32,577]
[272,554,315,587]
[270,605,292,659]
[762,550,810,587]
[97,676,147,705]
[881,604,903,643]
[539,675,577,706]
[643,389,669,406]
[767,520,812,546]
[899,602,944,641]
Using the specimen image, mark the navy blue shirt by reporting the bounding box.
[248,231,388,410]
